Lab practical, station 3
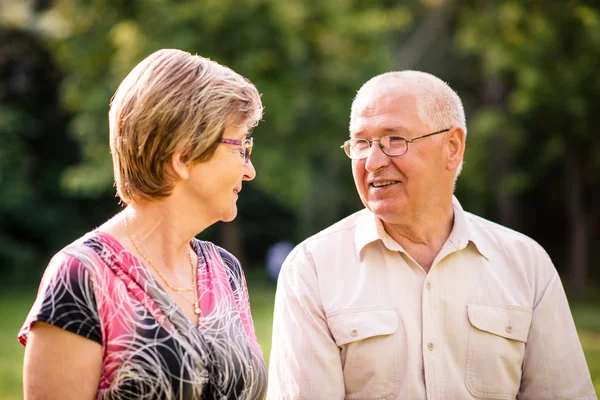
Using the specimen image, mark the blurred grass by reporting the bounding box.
[1,278,599,399]
[0,291,35,400]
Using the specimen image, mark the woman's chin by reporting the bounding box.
[219,208,238,223]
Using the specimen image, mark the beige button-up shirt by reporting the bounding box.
[267,197,596,400]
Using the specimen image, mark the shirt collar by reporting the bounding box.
[354,209,381,257]
[354,209,416,257]
[448,196,491,260]
[354,196,492,260]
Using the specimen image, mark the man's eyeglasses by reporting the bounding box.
[220,137,254,163]
[341,128,450,160]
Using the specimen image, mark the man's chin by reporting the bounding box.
[369,204,404,221]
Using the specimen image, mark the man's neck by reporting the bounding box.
[382,202,455,273]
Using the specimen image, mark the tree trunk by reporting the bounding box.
[394,2,452,69]
[219,218,246,268]
[566,149,588,299]
[485,77,520,230]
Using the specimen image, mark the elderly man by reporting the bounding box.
[267,71,596,399]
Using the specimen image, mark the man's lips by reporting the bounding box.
[369,180,400,188]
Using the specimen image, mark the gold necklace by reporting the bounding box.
[164,260,202,317]
[173,288,202,317]
[172,254,202,316]
[124,211,193,292]
[124,211,201,315]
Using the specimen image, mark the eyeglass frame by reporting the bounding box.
[341,128,450,160]
[219,137,254,163]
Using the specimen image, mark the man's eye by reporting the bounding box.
[386,136,406,148]
[353,140,369,150]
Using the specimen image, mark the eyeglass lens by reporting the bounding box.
[244,139,253,162]
[347,137,408,158]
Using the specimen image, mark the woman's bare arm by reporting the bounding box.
[23,322,103,400]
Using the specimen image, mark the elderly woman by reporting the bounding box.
[19,49,266,399]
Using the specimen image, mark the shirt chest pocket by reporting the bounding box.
[327,307,401,400]
[466,304,532,399]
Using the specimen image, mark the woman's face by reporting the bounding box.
[184,122,256,223]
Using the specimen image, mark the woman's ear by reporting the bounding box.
[446,127,466,172]
[170,149,190,181]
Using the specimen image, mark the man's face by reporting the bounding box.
[349,89,452,224]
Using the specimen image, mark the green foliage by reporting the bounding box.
[40,0,414,236]
[0,28,100,284]
[457,0,600,162]
[454,1,600,289]
[2,0,599,286]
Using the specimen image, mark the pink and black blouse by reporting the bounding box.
[19,232,267,400]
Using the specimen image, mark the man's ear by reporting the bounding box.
[170,149,190,181]
[446,127,465,172]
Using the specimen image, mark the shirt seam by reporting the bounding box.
[532,270,559,310]
[287,246,322,300]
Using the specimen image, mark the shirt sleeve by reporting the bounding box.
[518,249,596,399]
[18,250,102,346]
[266,246,345,400]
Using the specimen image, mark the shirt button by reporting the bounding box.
[351,329,358,337]
[506,325,513,333]
[425,281,431,290]
[427,342,434,351]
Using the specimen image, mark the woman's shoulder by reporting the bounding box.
[55,232,106,263]
[19,233,106,346]
[43,231,126,285]
[44,234,103,290]
[191,239,239,264]
[191,239,244,284]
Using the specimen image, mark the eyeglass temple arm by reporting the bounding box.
[406,128,450,143]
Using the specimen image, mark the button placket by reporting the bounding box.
[422,265,443,399]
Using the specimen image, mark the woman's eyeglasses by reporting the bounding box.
[220,137,254,163]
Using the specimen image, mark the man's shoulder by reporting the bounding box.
[293,209,366,253]
[464,211,548,257]
[307,209,365,239]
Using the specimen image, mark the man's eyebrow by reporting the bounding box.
[382,126,405,133]
[351,126,407,138]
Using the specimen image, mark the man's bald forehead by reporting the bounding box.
[351,82,414,124]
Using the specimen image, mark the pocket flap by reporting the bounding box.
[327,307,397,346]
[467,304,532,342]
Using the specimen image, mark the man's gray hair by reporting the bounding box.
[351,71,466,178]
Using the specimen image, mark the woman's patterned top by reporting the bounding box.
[19,232,267,400]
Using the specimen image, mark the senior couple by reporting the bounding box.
[19,49,595,399]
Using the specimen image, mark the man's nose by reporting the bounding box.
[364,142,389,172]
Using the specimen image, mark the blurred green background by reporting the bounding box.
[1,0,599,398]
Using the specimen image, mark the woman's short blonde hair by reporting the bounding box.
[109,49,263,204]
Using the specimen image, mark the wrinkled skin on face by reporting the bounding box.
[181,122,256,224]
[350,88,463,230]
